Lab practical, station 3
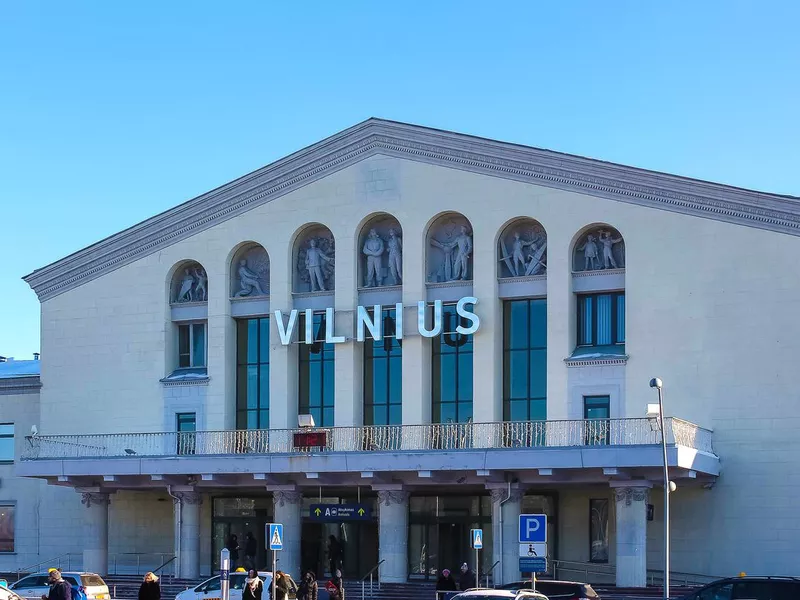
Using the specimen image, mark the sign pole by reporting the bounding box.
[220,548,230,600]
[475,547,479,588]
[272,550,276,600]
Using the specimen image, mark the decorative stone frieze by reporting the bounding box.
[274,490,304,506]
[377,490,410,506]
[80,492,110,508]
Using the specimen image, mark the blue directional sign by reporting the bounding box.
[519,514,547,543]
[519,556,547,573]
[310,504,371,522]
[471,528,483,550]
[268,523,284,551]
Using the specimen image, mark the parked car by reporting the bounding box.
[496,580,599,599]
[9,573,108,600]
[678,576,800,600]
[0,586,25,600]
[450,590,548,600]
[175,572,299,600]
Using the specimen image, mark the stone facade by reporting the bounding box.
[5,120,800,581]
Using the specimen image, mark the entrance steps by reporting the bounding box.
[102,574,200,600]
[345,580,436,600]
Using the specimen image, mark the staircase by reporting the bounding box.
[345,580,436,600]
[102,575,202,600]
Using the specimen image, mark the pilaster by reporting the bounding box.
[612,483,651,587]
[80,492,111,576]
[273,491,303,577]
[378,490,410,583]
[490,486,525,585]
[176,491,203,579]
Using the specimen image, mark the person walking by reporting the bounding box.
[326,535,342,576]
[297,571,317,600]
[269,571,289,600]
[244,532,258,571]
[226,534,241,570]
[436,569,457,592]
[138,573,161,600]
[458,563,476,591]
[325,569,344,600]
[243,570,263,600]
[41,570,72,600]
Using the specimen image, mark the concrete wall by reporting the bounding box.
[24,153,800,577]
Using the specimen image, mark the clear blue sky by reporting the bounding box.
[1,1,798,358]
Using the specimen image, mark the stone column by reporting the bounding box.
[378,490,409,583]
[612,484,650,588]
[273,491,303,577]
[80,492,110,576]
[176,492,202,579]
[490,487,524,586]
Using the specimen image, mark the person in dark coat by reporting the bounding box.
[243,570,263,600]
[327,535,342,576]
[42,570,72,600]
[458,563,476,591]
[270,571,289,600]
[245,532,258,570]
[436,569,457,592]
[226,534,241,569]
[325,570,344,600]
[138,573,161,600]
[297,571,317,600]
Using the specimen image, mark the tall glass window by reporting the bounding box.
[577,292,625,347]
[236,318,270,429]
[299,312,335,426]
[432,304,473,423]
[178,322,207,368]
[364,308,402,425]
[503,299,547,421]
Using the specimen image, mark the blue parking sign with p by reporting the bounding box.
[519,514,547,543]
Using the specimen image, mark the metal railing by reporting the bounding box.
[484,561,500,588]
[109,553,176,576]
[21,417,713,460]
[16,553,81,580]
[551,559,720,587]
[360,559,385,600]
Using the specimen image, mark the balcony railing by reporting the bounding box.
[20,417,713,460]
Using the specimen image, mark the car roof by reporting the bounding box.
[29,573,102,577]
[508,580,585,586]
[455,590,547,598]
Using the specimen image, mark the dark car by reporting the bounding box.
[496,580,599,600]
[678,576,800,600]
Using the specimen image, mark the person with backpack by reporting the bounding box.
[138,572,161,600]
[41,570,71,600]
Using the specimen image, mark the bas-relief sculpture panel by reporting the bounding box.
[359,215,403,288]
[573,226,625,272]
[427,214,473,283]
[231,245,270,297]
[295,226,335,293]
[172,261,208,303]
[497,220,547,278]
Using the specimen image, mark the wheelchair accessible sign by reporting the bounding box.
[519,514,547,573]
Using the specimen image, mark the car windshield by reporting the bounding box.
[80,576,105,587]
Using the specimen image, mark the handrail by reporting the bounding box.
[360,560,385,600]
[153,556,177,585]
[484,561,500,587]
[17,553,76,580]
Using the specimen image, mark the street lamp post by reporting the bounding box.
[649,377,671,600]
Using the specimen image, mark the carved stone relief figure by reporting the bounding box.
[362,228,385,287]
[358,216,403,288]
[295,230,335,293]
[573,226,625,272]
[173,262,208,303]
[231,245,270,297]
[428,215,473,283]
[498,221,547,278]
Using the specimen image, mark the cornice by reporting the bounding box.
[0,376,42,395]
[23,118,800,301]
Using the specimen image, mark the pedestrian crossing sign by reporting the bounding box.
[471,528,483,549]
[268,523,284,551]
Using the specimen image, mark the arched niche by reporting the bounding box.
[293,224,336,293]
[572,224,625,272]
[230,243,270,298]
[170,260,208,304]
[497,218,547,278]
[426,213,473,283]
[357,214,403,288]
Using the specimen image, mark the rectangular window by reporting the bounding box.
[178,323,207,368]
[577,293,625,347]
[299,312,335,427]
[432,304,474,424]
[0,504,14,552]
[503,299,547,423]
[364,308,402,426]
[0,424,13,463]
[584,395,610,446]
[236,318,270,429]
[176,412,196,455]
[589,498,609,563]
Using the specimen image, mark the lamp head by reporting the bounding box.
[649,377,663,390]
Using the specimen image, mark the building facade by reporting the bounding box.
[5,119,800,585]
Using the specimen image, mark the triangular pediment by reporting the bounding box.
[24,118,800,300]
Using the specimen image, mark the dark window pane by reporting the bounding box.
[457,354,473,401]
[373,359,388,405]
[259,318,270,363]
[616,295,625,343]
[259,409,269,429]
[529,348,547,399]
[308,362,322,408]
[322,407,334,427]
[192,323,206,367]
[580,296,593,345]
[458,401,473,422]
[372,405,387,426]
[259,365,269,410]
[438,402,456,424]
[236,320,249,366]
[439,354,457,403]
[0,437,14,461]
[509,300,529,349]
[509,350,529,399]
[509,399,529,421]
[529,399,547,421]
[178,325,190,367]
[530,299,547,348]
[389,356,402,404]
[323,363,334,406]
[176,413,196,432]
[388,404,402,426]
[596,295,612,345]
[247,319,259,363]
[585,396,610,420]
[245,366,259,409]
[0,505,15,552]
[237,366,251,409]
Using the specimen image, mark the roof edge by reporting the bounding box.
[23,118,800,301]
